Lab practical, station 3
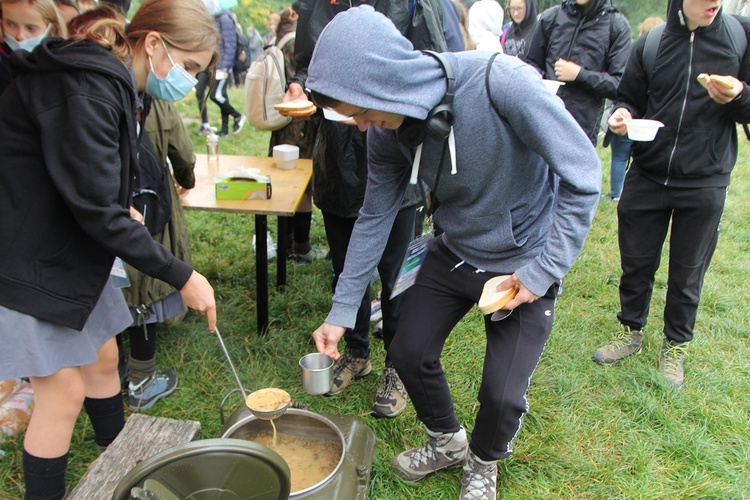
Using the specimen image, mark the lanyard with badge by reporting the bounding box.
[390,134,454,298]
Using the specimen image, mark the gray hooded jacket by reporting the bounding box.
[307,6,601,329]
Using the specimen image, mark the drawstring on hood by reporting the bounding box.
[306,5,446,121]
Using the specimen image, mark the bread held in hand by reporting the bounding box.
[478,275,519,315]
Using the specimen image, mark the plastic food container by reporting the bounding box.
[272,144,300,170]
[627,119,664,141]
[542,79,565,94]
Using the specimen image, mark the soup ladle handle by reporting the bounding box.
[214,327,247,403]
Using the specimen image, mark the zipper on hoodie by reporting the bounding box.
[666,31,695,185]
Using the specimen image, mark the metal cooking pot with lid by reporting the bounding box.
[111,438,291,500]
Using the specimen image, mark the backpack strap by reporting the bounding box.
[485,52,503,120]
[277,32,296,50]
[641,22,665,86]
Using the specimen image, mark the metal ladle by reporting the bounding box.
[213,327,247,404]
[213,327,291,419]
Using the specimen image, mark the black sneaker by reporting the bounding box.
[218,128,229,137]
[128,370,179,412]
[233,115,247,135]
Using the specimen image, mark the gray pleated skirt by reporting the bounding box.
[0,278,133,380]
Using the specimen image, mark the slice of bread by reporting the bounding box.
[697,73,735,89]
[478,275,518,315]
[274,100,317,117]
[710,74,735,89]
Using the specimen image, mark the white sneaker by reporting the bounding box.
[252,232,277,260]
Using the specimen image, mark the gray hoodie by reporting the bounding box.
[307,6,601,329]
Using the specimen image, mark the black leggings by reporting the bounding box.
[390,236,557,461]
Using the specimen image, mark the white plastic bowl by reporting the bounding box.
[542,79,565,94]
[627,119,664,141]
[272,144,299,170]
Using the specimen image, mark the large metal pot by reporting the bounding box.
[218,392,375,500]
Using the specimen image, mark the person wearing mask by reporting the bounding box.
[593,0,750,389]
[526,0,631,145]
[0,0,67,95]
[501,0,538,58]
[0,2,217,498]
[307,7,600,498]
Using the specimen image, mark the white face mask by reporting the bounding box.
[4,24,52,52]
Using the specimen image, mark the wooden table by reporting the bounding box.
[181,154,312,334]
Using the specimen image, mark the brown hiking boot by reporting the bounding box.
[371,362,408,418]
[659,338,688,388]
[325,347,372,396]
[592,325,644,365]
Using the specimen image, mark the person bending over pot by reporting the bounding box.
[307,6,601,499]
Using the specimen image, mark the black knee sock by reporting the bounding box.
[127,323,157,361]
[83,394,125,448]
[22,449,68,500]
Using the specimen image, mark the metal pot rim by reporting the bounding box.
[219,408,347,497]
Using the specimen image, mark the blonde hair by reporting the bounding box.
[0,0,68,38]
[68,0,218,64]
[127,0,217,58]
[638,17,665,36]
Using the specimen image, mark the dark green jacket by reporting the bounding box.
[121,99,195,310]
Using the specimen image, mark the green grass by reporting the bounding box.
[2,87,750,499]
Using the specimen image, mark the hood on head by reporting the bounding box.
[519,0,538,28]
[306,5,446,120]
[665,0,724,33]
[10,37,132,88]
[468,0,505,50]
[562,0,615,22]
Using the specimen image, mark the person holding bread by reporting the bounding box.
[306,7,601,498]
[594,0,750,389]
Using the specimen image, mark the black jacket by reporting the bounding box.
[526,0,631,144]
[614,2,750,187]
[0,38,193,330]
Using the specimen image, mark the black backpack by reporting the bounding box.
[133,120,172,235]
[233,21,253,75]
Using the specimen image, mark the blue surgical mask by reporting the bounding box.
[4,25,51,52]
[145,39,198,102]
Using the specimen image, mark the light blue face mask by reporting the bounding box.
[4,24,51,52]
[145,39,198,102]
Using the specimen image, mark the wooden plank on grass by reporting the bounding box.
[68,414,201,499]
